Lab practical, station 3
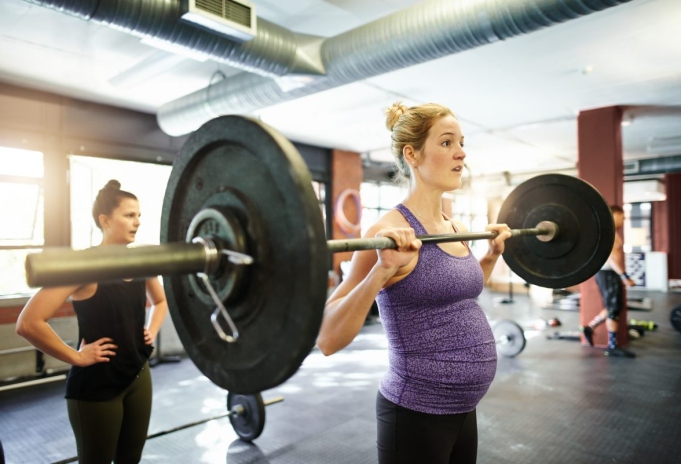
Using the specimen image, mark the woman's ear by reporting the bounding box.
[403,145,418,167]
[98,214,108,229]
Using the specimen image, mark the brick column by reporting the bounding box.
[576,106,628,348]
[331,150,363,280]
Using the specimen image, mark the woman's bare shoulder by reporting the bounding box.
[367,208,410,234]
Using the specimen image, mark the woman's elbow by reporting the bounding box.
[316,333,343,357]
[15,318,31,338]
[316,336,334,357]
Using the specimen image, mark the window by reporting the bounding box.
[0,147,44,296]
[311,180,329,236]
[360,182,407,236]
[449,194,489,259]
[623,202,652,253]
[69,156,172,249]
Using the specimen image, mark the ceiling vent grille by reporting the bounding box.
[182,0,256,43]
[623,160,640,175]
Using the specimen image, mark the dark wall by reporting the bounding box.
[0,82,333,247]
[665,173,681,279]
[0,83,187,163]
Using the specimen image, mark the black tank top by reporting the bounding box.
[66,279,153,401]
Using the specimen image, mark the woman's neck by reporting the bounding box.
[403,189,446,224]
[99,238,130,246]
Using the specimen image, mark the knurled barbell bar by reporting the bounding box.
[24,115,615,395]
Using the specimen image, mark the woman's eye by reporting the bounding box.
[443,140,450,146]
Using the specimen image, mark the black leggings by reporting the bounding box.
[67,363,152,464]
[376,391,478,464]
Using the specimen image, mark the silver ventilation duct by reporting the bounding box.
[158,0,633,136]
[25,0,633,137]
[24,0,325,78]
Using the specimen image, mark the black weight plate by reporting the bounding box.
[161,115,328,394]
[493,319,526,357]
[497,174,615,289]
[671,305,681,333]
[227,392,266,442]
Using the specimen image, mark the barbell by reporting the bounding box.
[24,115,615,394]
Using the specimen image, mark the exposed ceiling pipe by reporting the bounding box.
[156,0,633,136]
[24,0,633,137]
[626,154,681,177]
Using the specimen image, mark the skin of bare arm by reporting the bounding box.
[317,212,421,356]
[608,212,636,288]
[143,277,168,345]
[16,284,118,367]
[475,222,512,282]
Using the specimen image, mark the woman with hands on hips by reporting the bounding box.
[317,103,512,464]
[16,180,167,464]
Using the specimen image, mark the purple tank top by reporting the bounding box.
[376,204,497,414]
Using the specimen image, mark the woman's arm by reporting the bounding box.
[16,286,117,367]
[317,225,421,356]
[478,223,512,283]
[144,277,168,345]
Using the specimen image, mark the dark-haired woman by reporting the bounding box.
[17,180,168,463]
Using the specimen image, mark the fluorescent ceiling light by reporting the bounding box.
[140,36,211,62]
[647,135,681,156]
[108,51,186,89]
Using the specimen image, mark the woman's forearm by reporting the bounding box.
[16,320,81,366]
[146,302,168,339]
[479,253,501,283]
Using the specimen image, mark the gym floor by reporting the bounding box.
[1,287,680,464]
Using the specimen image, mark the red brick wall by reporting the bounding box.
[331,150,363,280]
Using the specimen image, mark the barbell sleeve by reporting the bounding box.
[25,241,218,288]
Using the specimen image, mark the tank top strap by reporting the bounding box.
[443,212,471,251]
[394,204,428,235]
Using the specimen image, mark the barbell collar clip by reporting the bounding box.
[199,272,240,343]
[221,249,254,265]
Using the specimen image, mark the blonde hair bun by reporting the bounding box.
[385,102,409,131]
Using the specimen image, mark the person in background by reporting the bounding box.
[582,204,636,358]
[16,180,168,463]
[317,102,512,464]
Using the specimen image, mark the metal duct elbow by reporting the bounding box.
[23,0,324,78]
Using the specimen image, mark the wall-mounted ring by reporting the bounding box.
[334,189,362,237]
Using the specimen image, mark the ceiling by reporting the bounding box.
[0,0,680,183]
